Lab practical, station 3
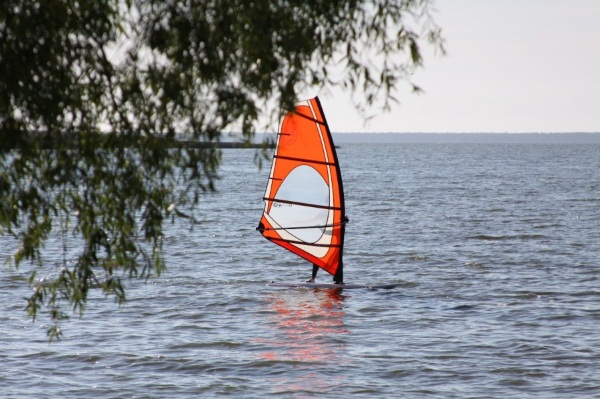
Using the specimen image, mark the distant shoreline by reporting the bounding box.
[168,140,268,149]
[12,133,599,149]
[254,132,600,145]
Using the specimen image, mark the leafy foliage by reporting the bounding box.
[0,0,443,339]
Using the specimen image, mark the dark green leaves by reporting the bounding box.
[0,0,442,340]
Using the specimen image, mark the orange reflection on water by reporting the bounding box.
[259,288,349,364]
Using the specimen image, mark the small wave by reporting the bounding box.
[514,291,557,299]
[565,198,600,202]
[465,261,486,268]
[533,223,563,229]
[516,234,547,239]
[466,234,546,241]
[467,234,509,240]
[449,304,477,311]
[409,254,429,261]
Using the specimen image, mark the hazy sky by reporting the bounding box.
[318,0,600,133]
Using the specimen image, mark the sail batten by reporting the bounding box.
[260,221,346,231]
[258,97,345,278]
[263,237,342,248]
[274,154,337,166]
[262,197,342,211]
[287,111,328,126]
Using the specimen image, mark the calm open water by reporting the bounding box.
[1,142,599,398]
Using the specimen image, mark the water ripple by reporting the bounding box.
[2,144,600,398]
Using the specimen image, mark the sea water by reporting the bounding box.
[1,140,599,398]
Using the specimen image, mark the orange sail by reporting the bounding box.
[257,97,345,277]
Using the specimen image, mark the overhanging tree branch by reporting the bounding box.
[0,0,443,340]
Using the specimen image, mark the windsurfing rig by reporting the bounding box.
[257,96,345,278]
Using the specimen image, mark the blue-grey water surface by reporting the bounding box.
[1,142,599,398]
